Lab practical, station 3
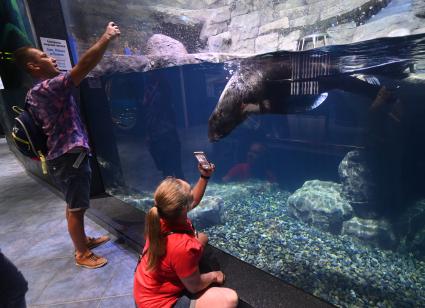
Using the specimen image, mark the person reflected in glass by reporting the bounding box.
[134,163,238,308]
[123,41,132,55]
[139,71,184,179]
[366,86,404,218]
[222,142,276,183]
[132,47,141,56]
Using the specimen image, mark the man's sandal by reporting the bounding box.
[73,235,110,257]
[87,235,110,250]
[75,251,107,269]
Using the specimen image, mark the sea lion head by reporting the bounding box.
[208,68,265,142]
[208,84,247,141]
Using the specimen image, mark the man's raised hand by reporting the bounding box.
[105,22,120,41]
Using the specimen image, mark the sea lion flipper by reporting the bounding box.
[317,75,382,99]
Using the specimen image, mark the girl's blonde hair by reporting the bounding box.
[144,177,192,271]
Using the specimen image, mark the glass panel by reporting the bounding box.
[61,0,425,306]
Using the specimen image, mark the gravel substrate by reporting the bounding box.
[111,181,425,307]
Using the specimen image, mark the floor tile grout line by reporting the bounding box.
[28,292,133,307]
[28,258,72,305]
[97,292,134,308]
[29,245,133,307]
[22,180,74,305]
[0,142,57,305]
[17,256,73,268]
[11,227,75,265]
[96,250,126,308]
[1,142,134,307]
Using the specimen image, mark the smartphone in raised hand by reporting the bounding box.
[193,151,211,170]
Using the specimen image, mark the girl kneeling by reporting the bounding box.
[134,164,238,308]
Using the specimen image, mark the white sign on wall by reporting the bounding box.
[0,76,4,90]
[40,37,72,71]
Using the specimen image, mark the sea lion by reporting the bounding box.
[208,52,410,142]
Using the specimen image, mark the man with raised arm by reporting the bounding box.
[14,22,120,269]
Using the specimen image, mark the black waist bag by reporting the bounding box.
[11,105,48,174]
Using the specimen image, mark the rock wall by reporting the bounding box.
[68,0,424,57]
[413,0,425,18]
[188,0,391,53]
[351,1,425,43]
[148,0,424,54]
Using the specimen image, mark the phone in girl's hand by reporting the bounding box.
[193,151,211,170]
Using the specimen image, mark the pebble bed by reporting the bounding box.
[111,182,425,307]
[203,182,425,307]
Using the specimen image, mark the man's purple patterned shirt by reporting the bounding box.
[26,72,90,160]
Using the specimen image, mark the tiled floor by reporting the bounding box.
[0,138,138,307]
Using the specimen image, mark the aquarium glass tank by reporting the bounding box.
[61,0,425,306]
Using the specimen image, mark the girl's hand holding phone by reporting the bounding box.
[198,162,215,177]
[194,151,215,178]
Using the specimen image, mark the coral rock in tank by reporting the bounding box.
[342,216,397,249]
[287,180,353,234]
[188,196,225,229]
[338,150,378,219]
[408,229,425,260]
[398,199,425,259]
[90,34,247,77]
[145,33,189,56]
[90,54,150,77]
[413,0,425,18]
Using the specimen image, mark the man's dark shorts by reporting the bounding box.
[47,152,91,211]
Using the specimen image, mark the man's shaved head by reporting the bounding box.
[14,46,38,72]
[13,46,60,78]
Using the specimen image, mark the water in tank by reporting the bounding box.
[61,0,425,306]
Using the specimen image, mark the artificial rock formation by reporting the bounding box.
[145,34,189,56]
[287,180,353,234]
[338,150,378,219]
[189,195,225,229]
[397,199,425,258]
[69,0,425,58]
[90,33,247,77]
[342,217,397,249]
